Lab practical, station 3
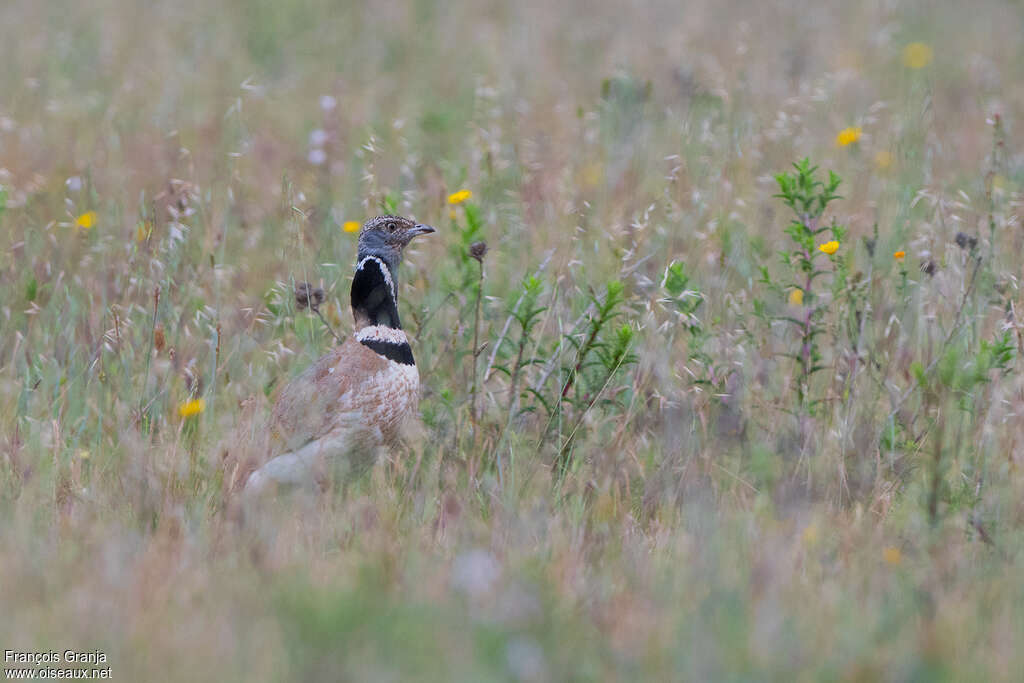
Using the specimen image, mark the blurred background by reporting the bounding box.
[1,0,1023,680]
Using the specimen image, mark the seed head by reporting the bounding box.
[469,241,488,263]
[954,232,978,251]
[295,282,325,311]
[153,324,166,353]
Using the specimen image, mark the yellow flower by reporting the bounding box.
[178,398,206,418]
[135,221,152,243]
[902,42,933,69]
[836,127,862,147]
[883,546,902,566]
[343,220,361,233]
[789,288,804,306]
[581,162,604,188]
[78,449,90,460]
[447,189,472,205]
[893,250,906,260]
[74,211,97,229]
[874,150,893,170]
[819,240,840,255]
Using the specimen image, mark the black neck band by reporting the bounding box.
[359,338,415,365]
[351,257,401,329]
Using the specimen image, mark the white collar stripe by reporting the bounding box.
[356,256,396,300]
[354,325,409,344]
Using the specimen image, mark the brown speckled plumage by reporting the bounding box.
[268,334,419,453]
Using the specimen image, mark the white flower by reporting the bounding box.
[308,148,327,165]
[309,128,328,148]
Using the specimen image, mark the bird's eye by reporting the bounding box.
[387,222,397,231]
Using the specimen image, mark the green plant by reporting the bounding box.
[499,274,547,421]
[445,199,486,291]
[767,158,847,412]
[661,260,727,392]
[552,280,636,474]
[911,331,1014,525]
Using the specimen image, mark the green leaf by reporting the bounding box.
[938,347,961,389]
[663,261,690,297]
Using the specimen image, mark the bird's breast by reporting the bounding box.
[343,325,420,442]
[352,359,419,442]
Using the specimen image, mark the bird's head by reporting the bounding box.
[356,215,436,271]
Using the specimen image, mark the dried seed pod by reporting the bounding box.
[469,241,489,263]
[153,324,166,353]
[954,232,978,251]
[295,282,325,311]
[864,238,876,257]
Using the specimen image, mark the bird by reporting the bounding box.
[243,215,436,495]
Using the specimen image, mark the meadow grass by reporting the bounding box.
[2,0,1024,680]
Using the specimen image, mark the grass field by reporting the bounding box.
[2,0,1024,680]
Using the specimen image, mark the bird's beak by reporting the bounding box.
[409,223,436,238]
